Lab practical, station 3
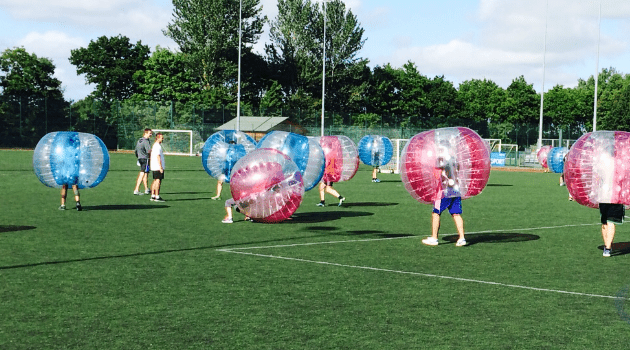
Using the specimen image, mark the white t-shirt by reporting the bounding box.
[150,142,165,171]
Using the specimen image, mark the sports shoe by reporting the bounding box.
[422,237,439,246]
[150,196,156,201]
[153,197,166,202]
[58,205,66,210]
[144,189,151,195]
[456,238,467,247]
[133,190,143,195]
[76,203,82,211]
[372,178,381,183]
[210,195,221,200]
[338,197,345,206]
[316,202,325,207]
[222,217,233,224]
[603,248,611,257]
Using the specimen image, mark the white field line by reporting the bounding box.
[217,223,618,299]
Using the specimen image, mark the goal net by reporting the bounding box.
[152,129,204,156]
[380,138,409,174]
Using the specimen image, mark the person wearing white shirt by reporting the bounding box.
[150,133,166,202]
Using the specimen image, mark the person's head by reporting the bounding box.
[155,133,164,143]
[143,128,153,138]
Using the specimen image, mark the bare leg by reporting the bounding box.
[452,214,465,241]
[134,172,144,192]
[431,213,440,239]
[325,185,340,198]
[602,223,615,249]
[211,181,223,200]
[60,184,68,206]
[319,182,326,201]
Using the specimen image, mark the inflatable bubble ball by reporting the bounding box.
[400,127,491,204]
[33,131,109,189]
[547,147,569,174]
[229,148,304,223]
[257,131,324,191]
[565,131,630,208]
[202,130,256,183]
[316,135,359,183]
[537,145,552,168]
[357,135,394,167]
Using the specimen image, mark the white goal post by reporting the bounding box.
[380,138,409,174]
[152,129,195,156]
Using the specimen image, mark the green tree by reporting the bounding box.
[133,47,200,103]
[501,75,540,124]
[69,35,150,103]
[456,78,505,137]
[164,0,266,99]
[0,47,66,146]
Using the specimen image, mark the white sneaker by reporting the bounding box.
[456,238,467,247]
[222,217,233,224]
[144,189,151,195]
[422,237,439,246]
[134,190,142,195]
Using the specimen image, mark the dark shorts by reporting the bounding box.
[138,158,150,173]
[433,197,463,215]
[600,203,624,225]
[153,171,164,180]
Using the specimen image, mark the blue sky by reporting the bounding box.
[1,0,629,102]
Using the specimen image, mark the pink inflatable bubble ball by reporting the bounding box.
[537,145,552,169]
[229,148,304,223]
[400,127,491,204]
[316,135,359,183]
[564,131,630,209]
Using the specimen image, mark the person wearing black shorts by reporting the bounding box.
[133,128,152,195]
[600,203,624,257]
[150,133,166,202]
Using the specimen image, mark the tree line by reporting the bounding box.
[1,0,630,148]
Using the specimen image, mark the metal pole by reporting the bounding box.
[236,0,242,131]
[537,0,548,151]
[321,0,327,137]
[593,1,601,132]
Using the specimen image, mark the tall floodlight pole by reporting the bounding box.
[236,0,242,131]
[537,0,549,151]
[321,0,329,137]
[593,1,601,132]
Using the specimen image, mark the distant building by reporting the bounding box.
[215,116,307,141]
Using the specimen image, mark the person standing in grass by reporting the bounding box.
[422,155,467,247]
[150,133,166,202]
[600,203,624,257]
[317,157,345,207]
[133,128,152,195]
[59,184,81,211]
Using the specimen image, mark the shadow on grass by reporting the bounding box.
[486,184,514,187]
[0,233,354,271]
[442,232,540,246]
[289,211,374,223]
[341,202,399,208]
[0,225,36,233]
[598,242,630,256]
[86,204,169,211]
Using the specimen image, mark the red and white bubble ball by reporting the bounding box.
[400,127,491,204]
[537,145,552,169]
[316,135,359,183]
[564,131,630,208]
[229,148,304,223]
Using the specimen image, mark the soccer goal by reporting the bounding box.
[380,138,409,174]
[152,129,203,156]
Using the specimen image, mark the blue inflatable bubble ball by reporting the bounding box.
[257,131,325,191]
[201,130,257,183]
[33,132,109,189]
[358,135,394,167]
[547,147,569,173]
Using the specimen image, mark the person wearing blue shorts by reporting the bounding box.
[422,196,467,247]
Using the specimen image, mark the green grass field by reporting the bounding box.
[1,149,630,349]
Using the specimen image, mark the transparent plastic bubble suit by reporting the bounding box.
[256,131,324,191]
[33,131,109,189]
[565,131,630,209]
[230,148,304,223]
[358,135,394,167]
[537,145,552,168]
[547,147,569,173]
[400,127,491,204]
[315,135,360,183]
[201,130,256,183]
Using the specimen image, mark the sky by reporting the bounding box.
[1,0,629,102]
